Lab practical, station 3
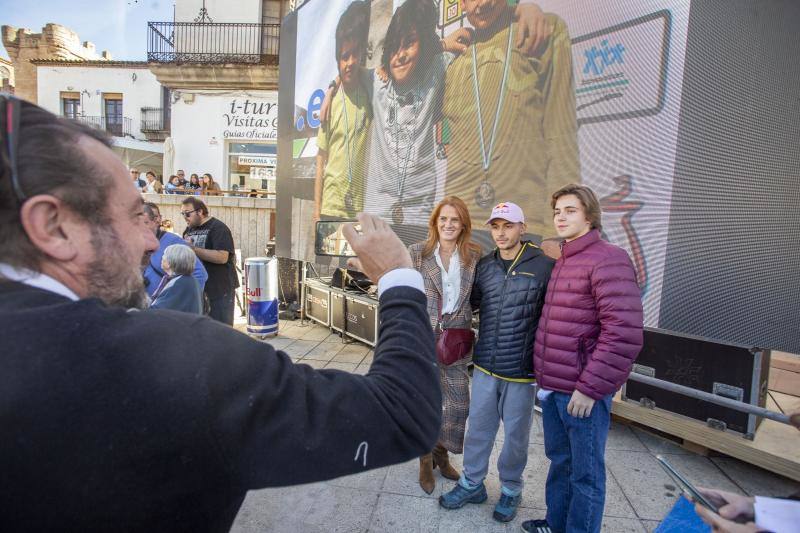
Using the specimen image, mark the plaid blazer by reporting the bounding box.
[409,242,479,331]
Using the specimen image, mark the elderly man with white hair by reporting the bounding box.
[150,244,204,314]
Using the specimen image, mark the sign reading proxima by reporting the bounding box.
[239,156,277,166]
[222,97,278,141]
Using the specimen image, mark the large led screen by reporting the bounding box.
[277,0,800,352]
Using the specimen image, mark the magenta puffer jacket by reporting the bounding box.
[533,230,643,400]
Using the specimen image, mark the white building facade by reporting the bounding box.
[33,59,167,175]
[0,57,13,93]
[147,0,287,192]
[171,90,277,191]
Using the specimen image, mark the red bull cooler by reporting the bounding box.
[244,257,279,337]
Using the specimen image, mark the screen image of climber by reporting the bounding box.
[279,0,690,317]
[276,0,800,353]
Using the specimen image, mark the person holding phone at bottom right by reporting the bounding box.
[522,184,644,533]
[693,412,800,533]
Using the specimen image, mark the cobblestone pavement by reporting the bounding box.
[230,319,800,532]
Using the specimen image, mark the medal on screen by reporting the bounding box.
[344,191,354,212]
[471,26,514,210]
[475,180,496,209]
[391,203,404,225]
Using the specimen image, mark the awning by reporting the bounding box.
[112,137,165,177]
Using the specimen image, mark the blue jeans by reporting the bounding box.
[542,392,612,533]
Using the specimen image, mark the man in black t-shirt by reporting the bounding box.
[181,197,239,324]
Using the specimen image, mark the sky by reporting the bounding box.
[0,0,174,61]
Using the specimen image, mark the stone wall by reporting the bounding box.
[143,193,275,262]
[1,23,110,103]
[148,62,278,91]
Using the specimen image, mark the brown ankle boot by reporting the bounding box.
[432,444,460,481]
[419,454,435,494]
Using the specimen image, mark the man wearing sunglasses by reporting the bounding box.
[131,167,146,189]
[181,197,237,325]
[0,96,441,532]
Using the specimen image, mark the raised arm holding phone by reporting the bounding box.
[0,97,441,532]
[694,487,800,533]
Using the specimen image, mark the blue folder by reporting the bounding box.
[655,496,711,533]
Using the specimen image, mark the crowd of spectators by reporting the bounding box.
[132,167,223,196]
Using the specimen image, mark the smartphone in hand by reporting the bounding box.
[314,220,361,257]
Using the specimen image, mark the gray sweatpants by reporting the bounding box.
[460,370,536,496]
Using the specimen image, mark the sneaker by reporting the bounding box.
[493,492,521,522]
[438,482,488,509]
[521,519,553,532]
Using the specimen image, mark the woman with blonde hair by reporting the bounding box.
[408,195,481,493]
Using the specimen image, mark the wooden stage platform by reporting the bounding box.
[612,352,800,482]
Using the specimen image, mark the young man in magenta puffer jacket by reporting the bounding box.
[523,184,644,533]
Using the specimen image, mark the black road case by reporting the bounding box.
[304,279,331,327]
[622,327,770,438]
[344,293,378,346]
[330,289,346,333]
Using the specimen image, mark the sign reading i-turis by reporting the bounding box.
[222,97,278,140]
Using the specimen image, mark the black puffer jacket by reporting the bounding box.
[471,242,554,379]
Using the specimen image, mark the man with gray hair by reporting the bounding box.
[142,201,207,298]
[0,96,441,531]
[150,244,204,314]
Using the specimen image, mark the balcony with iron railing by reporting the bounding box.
[140,107,170,133]
[73,115,133,137]
[147,21,280,64]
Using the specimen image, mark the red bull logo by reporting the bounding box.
[247,299,278,335]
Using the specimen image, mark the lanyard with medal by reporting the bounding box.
[341,86,360,213]
[471,24,514,209]
[388,87,419,225]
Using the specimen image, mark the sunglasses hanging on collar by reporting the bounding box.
[0,94,24,204]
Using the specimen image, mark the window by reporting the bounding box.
[61,91,80,119]
[261,0,282,24]
[103,93,123,136]
[227,142,277,195]
[0,66,12,91]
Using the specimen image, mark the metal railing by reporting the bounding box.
[140,107,169,132]
[144,189,275,198]
[73,115,133,137]
[626,371,790,425]
[147,21,280,64]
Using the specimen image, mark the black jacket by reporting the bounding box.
[471,242,555,379]
[0,282,440,532]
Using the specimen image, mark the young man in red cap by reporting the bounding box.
[440,201,554,522]
[522,184,644,533]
